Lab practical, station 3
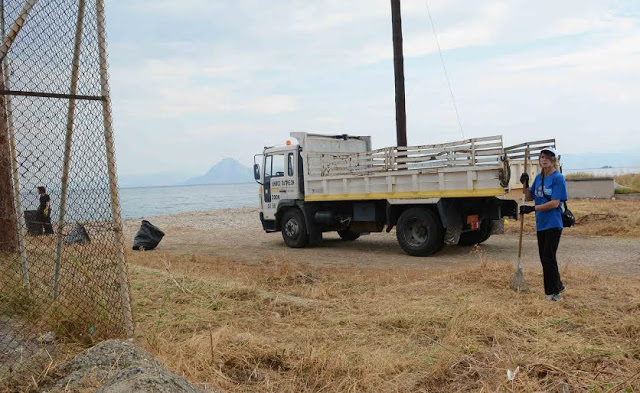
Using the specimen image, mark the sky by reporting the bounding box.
[104,0,640,177]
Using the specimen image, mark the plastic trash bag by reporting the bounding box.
[24,210,41,235]
[64,223,90,245]
[132,220,165,251]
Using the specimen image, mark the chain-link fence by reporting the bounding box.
[0,0,132,388]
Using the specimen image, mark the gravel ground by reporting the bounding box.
[124,207,640,276]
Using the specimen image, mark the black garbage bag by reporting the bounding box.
[132,220,165,251]
[64,223,91,245]
[24,210,41,235]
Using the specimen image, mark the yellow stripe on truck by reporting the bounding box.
[305,188,506,202]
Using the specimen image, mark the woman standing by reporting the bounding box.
[519,147,568,301]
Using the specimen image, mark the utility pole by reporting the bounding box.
[391,0,407,147]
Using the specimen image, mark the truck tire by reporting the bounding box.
[457,220,492,246]
[396,208,444,256]
[337,229,360,241]
[281,208,309,248]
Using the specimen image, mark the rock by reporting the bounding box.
[63,223,90,245]
[45,339,216,393]
[95,366,206,393]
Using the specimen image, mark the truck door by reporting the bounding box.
[263,153,285,220]
[263,151,300,220]
[263,155,274,204]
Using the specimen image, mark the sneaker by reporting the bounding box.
[550,294,563,302]
[559,285,566,293]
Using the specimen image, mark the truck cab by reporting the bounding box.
[255,143,303,233]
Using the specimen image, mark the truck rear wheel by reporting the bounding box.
[281,208,309,248]
[337,229,360,241]
[396,208,444,256]
[457,220,492,246]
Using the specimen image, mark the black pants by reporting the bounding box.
[37,210,54,235]
[536,228,563,295]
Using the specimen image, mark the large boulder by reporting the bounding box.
[46,339,217,393]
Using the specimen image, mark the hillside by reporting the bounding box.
[184,158,253,185]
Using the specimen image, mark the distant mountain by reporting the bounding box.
[184,158,253,185]
[119,172,193,188]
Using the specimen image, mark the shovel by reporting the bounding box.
[510,148,530,292]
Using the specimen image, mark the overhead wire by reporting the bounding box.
[424,0,465,139]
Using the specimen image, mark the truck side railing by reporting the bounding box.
[503,139,556,160]
[307,135,505,177]
[505,139,557,190]
[306,136,557,179]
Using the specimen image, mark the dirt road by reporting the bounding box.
[124,207,640,276]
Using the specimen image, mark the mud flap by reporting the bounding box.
[490,219,505,235]
[298,202,322,246]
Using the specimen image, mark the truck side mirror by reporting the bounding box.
[253,164,260,180]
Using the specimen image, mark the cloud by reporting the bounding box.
[111,57,297,119]
[107,0,640,176]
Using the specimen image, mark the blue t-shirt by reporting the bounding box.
[529,170,568,231]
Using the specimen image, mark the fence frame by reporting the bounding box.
[0,2,134,385]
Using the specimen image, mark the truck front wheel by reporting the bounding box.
[281,208,309,248]
[396,208,444,256]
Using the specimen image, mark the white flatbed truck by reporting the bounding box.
[254,132,553,256]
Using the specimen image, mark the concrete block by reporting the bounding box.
[566,177,614,199]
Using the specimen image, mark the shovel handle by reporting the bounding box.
[518,148,529,259]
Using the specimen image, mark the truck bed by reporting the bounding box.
[292,133,552,202]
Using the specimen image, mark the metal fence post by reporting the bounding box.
[0,0,37,63]
[0,1,18,257]
[2,55,29,287]
[96,0,134,338]
[0,70,17,254]
[53,0,85,300]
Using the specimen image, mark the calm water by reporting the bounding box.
[20,167,640,222]
[119,183,259,219]
[563,167,640,176]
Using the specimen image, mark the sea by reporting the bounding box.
[562,167,640,177]
[19,167,639,221]
[117,166,638,218]
[119,183,259,219]
[18,183,259,222]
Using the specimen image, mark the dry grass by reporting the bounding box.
[127,249,640,393]
[506,199,640,238]
[616,174,640,193]
[4,199,640,392]
[0,238,129,392]
[565,172,595,179]
[0,244,127,343]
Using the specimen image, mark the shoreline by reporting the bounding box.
[122,205,259,221]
